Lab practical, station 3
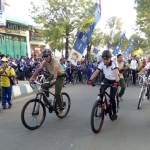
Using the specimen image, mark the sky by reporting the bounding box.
[6,0,137,38]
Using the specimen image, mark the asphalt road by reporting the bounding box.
[0,83,150,150]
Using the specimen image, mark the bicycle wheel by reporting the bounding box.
[147,86,150,100]
[137,88,145,109]
[91,100,105,133]
[72,74,77,84]
[139,77,144,87]
[55,92,71,118]
[82,74,88,84]
[21,99,46,130]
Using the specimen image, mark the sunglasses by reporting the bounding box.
[43,55,48,58]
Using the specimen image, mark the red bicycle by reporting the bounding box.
[90,82,119,133]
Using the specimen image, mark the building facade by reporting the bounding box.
[0,22,28,58]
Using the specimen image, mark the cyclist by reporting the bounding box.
[138,61,150,96]
[87,50,119,120]
[30,49,66,116]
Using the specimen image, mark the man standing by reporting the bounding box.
[0,62,7,112]
[117,54,126,101]
[130,55,138,85]
[0,57,15,109]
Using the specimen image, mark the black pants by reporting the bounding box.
[132,69,136,84]
[78,70,82,82]
[100,78,118,114]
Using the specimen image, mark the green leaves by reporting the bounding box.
[30,0,95,58]
[135,0,150,46]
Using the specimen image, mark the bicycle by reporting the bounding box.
[90,82,119,133]
[138,71,149,87]
[137,74,150,109]
[21,80,71,130]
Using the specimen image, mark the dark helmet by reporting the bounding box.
[42,49,52,57]
[102,50,112,58]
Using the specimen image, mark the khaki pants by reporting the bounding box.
[42,75,64,111]
[119,78,126,97]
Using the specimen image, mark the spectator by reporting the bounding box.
[66,61,72,83]
[0,57,15,109]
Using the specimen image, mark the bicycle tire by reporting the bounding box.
[82,75,87,84]
[147,86,150,100]
[91,100,104,133]
[137,89,145,109]
[108,104,114,121]
[139,77,144,87]
[55,92,71,118]
[21,99,46,130]
[72,74,77,84]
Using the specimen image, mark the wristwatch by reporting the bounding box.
[53,77,57,80]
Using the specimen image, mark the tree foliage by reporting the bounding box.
[30,0,95,59]
[103,16,129,51]
[135,0,150,45]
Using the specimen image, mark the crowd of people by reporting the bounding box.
[0,49,150,116]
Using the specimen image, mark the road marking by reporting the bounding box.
[13,88,55,103]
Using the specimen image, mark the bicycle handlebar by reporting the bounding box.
[30,80,49,86]
[92,82,119,87]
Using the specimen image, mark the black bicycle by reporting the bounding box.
[90,82,119,133]
[21,81,71,130]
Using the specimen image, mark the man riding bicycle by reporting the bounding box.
[138,61,150,96]
[30,49,66,116]
[87,50,120,120]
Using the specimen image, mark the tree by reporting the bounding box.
[102,16,129,50]
[130,33,148,50]
[86,28,104,60]
[30,0,95,59]
[135,0,150,45]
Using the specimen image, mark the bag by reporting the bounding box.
[5,67,16,86]
[10,77,15,85]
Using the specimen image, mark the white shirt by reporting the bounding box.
[97,60,118,80]
[130,60,137,70]
[145,62,150,69]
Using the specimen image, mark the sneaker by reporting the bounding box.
[112,113,118,120]
[2,106,7,109]
[58,109,65,117]
[8,105,12,109]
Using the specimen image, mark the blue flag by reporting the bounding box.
[93,48,99,54]
[112,42,121,56]
[112,32,126,56]
[73,0,101,54]
[122,39,134,58]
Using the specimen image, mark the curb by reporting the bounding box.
[12,84,36,98]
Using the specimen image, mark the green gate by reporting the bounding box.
[0,38,6,55]
[0,35,27,58]
[20,42,27,56]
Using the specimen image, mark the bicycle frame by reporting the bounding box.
[35,74,46,83]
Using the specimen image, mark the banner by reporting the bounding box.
[68,49,82,65]
[73,0,101,55]
[93,48,99,54]
[122,39,134,58]
[112,32,126,56]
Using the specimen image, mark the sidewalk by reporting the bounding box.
[12,81,35,98]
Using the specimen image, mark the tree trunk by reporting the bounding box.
[86,44,92,61]
[65,37,69,60]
